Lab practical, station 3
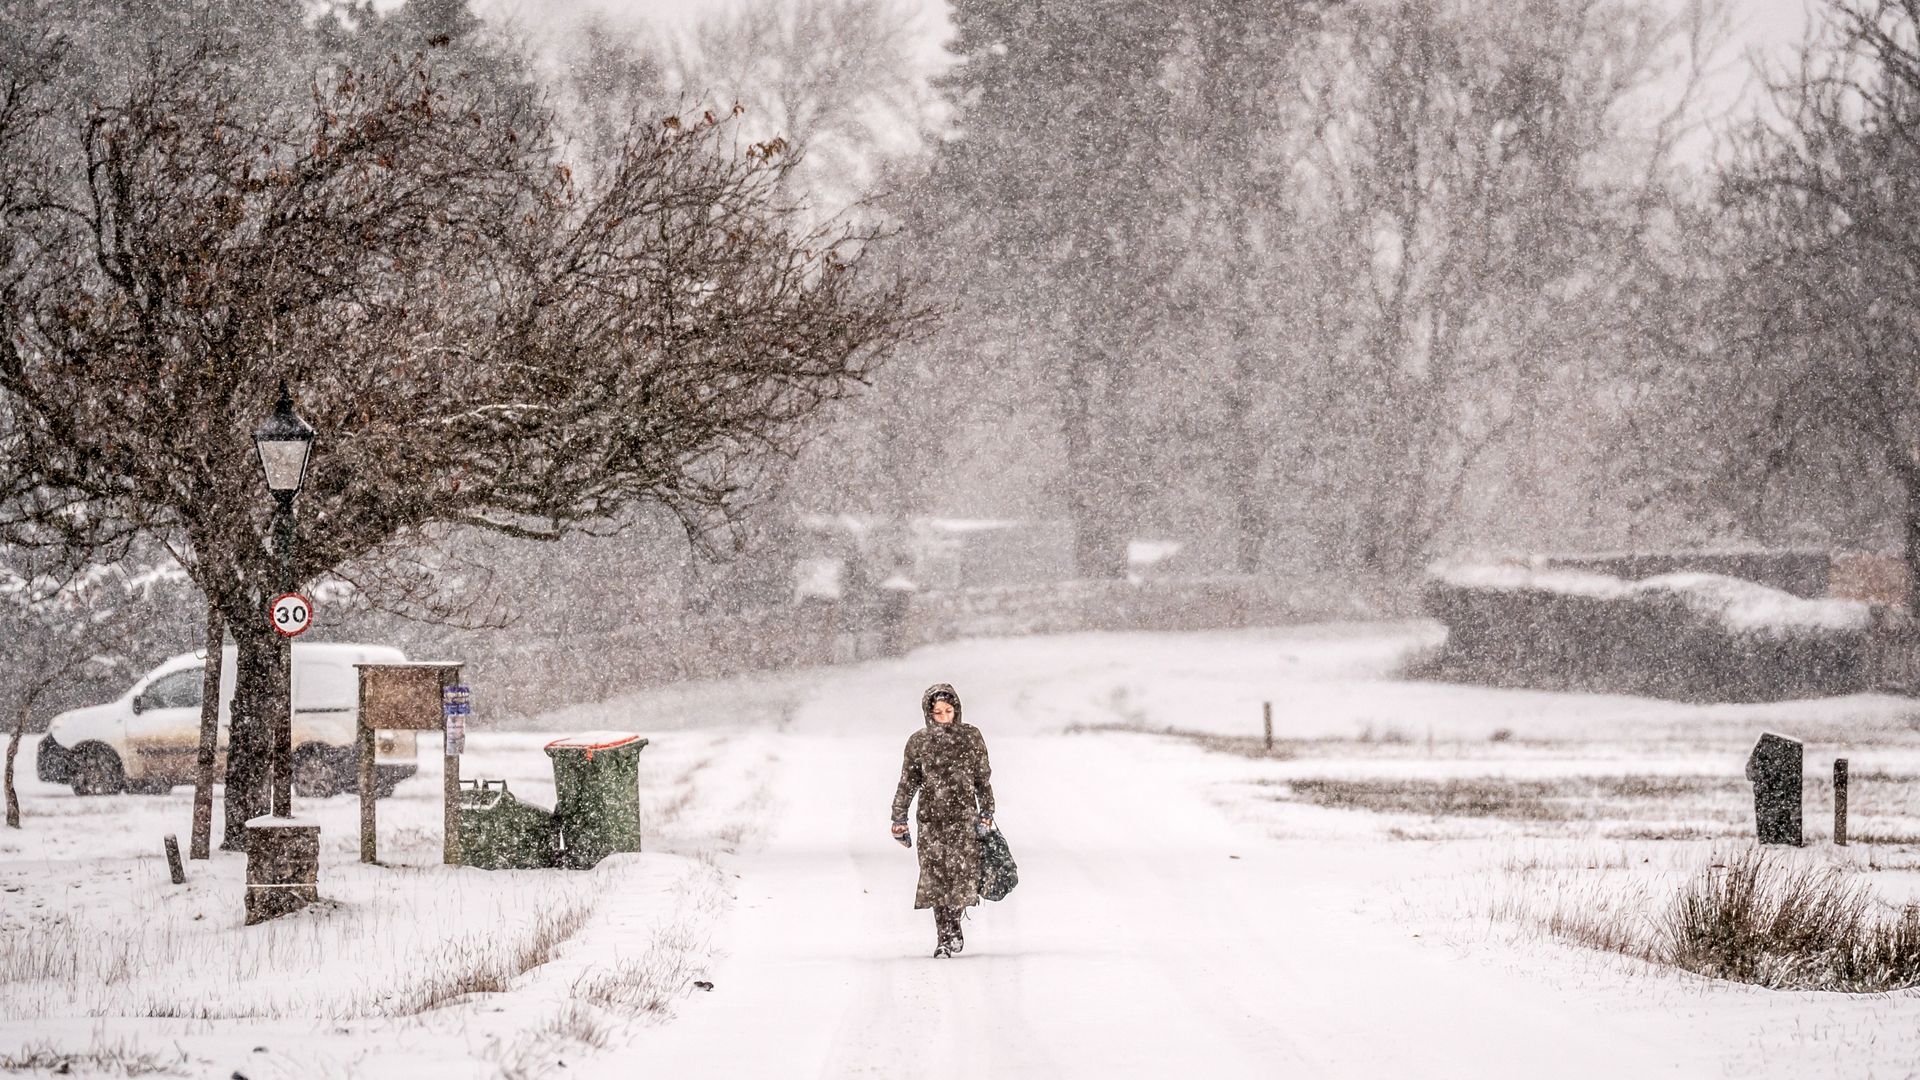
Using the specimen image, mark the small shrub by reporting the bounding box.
[1660,850,1920,992]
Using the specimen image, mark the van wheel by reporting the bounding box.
[293,747,347,798]
[71,746,126,796]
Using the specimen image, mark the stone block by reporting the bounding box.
[1745,732,1804,846]
[245,817,320,925]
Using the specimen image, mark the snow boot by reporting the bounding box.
[934,906,963,956]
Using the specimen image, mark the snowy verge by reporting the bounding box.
[0,728,782,1078]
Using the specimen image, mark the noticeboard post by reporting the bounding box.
[443,685,469,756]
[355,661,464,865]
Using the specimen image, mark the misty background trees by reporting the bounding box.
[1710,0,1920,611]
[1,0,1913,733]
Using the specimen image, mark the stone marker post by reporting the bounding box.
[1745,732,1804,846]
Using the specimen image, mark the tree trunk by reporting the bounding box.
[1905,478,1920,619]
[1070,504,1127,580]
[190,602,225,859]
[222,608,278,850]
[1232,485,1264,574]
[5,699,28,829]
[1358,425,1400,576]
[1062,341,1128,581]
[1225,340,1265,576]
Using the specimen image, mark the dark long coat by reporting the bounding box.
[891,683,996,909]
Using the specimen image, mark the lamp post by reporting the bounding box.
[254,382,314,818]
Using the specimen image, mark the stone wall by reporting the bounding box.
[897,576,1350,645]
[465,574,1393,720]
[1540,549,1832,600]
[1420,562,1877,702]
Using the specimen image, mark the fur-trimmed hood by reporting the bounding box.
[921,683,962,727]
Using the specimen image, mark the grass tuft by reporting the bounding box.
[1661,850,1920,992]
[397,899,593,1014]
[0,1038,188,1076]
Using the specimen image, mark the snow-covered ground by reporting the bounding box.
[5,620,1920,1077]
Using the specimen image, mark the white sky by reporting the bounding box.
[488,0,1832,166]
[532,0,1828,105]
[1704,0,1827,105]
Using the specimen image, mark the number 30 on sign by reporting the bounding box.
[270,593,314,638]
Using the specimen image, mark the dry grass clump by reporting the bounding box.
[487,1004,612,1080]
[570,854,725,1021]
[539,1003,611,1049]
[572,921,705,1017]
[1481,864,1660,957]
[0,1038,187,1075]
[1848,831,1920,847]
[1294,777,1558,819]
[1062,721,1296,760]
[1663,851,1920,992]
[1501,850,1920,993]
[1282,775,1748,834]
[398,899,593,1014]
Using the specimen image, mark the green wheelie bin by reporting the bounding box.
[545,732,648,869]
[456,779,561,870]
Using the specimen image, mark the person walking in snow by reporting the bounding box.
[890,683,996,958]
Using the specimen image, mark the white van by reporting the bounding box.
[36,643,419,797]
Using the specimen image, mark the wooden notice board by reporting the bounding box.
[361,663,458,730]
[356,661,464,865]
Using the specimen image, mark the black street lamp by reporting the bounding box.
[255,383,316,502]
[254,381,314,818]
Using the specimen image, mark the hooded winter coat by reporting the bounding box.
[891,683,996,909]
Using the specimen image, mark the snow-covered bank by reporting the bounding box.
[0,730,777,1075]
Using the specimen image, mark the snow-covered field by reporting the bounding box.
[5,620,1920,1077]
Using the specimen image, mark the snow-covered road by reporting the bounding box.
[611,640,1708,1080]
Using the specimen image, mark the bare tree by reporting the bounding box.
[1156,1,1329,574]
[684,0,942,212]
[923,0,1184,579]
[1293,0,1724,574]
[557,12,675,172]
[1715,0,1920,610]
[0,37,928,846]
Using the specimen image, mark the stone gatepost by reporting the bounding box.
[245,816,320,924]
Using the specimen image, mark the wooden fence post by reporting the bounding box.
[163,834,186,885]
[189,605,224,861]
[1835,758,1849,847]
[1263,701,1273,752]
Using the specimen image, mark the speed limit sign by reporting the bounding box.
[269,593,314,638]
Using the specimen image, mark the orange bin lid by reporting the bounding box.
[545,731,645,755]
